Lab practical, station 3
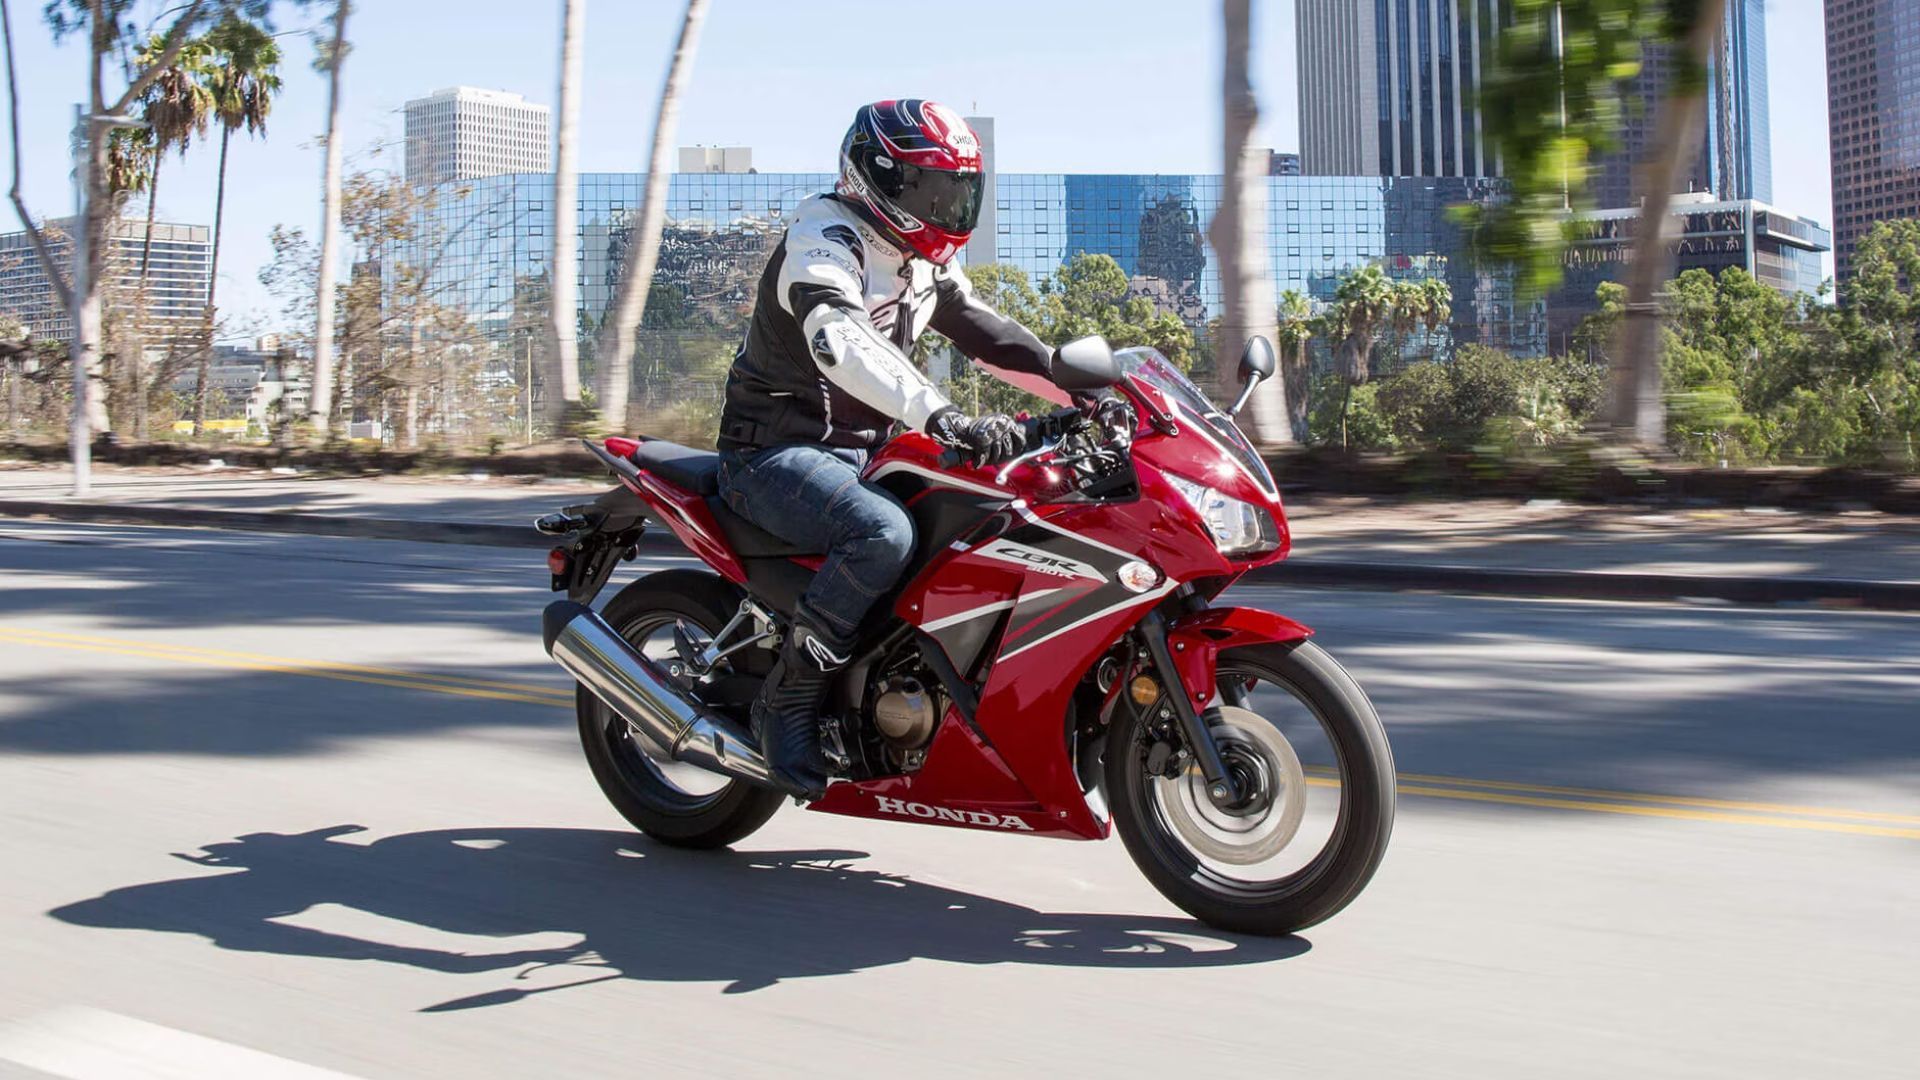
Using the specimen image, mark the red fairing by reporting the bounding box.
[807,707,1085,838]
[1163,607,1314,715]
[617,469,750,585]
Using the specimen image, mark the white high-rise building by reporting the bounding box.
[404,87,551,185]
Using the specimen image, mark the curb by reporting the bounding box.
[0,499,546,549]
[3,498,1916,612]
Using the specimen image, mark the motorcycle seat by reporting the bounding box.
[706,497,819,558]
[622,437,821,559]
[629,438,722,496]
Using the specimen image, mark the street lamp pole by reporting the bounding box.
[68,105,90,497]
[67,104,149,499]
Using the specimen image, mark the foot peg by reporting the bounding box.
[818,717,853,775]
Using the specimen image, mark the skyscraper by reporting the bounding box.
[1593,0,1772,209]
[1300,1,1771,209]
[0,219,210,344]
[403,87,551,185]
[1824,0,1920,283]
[1297,0,1497,179]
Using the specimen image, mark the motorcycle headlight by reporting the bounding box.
[1167,475,1281,556]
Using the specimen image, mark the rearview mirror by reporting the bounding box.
[1228,336,1277,417]
[1051,335,1121,392]
[1238,336,1277,384]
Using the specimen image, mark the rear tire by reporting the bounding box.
[1106,639,1394,935]
[576,569,784,849]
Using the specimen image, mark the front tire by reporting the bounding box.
[576,570,785,849]
[1106,638,1394,935]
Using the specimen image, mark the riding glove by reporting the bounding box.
[927,407,1025,468]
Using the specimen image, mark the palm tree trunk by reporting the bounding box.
[546,0,584,430]
[191,125,232,440]
[1284,340,1310,442]
[592,0,709,432]
[307,0,350,439]
[1605,0,1726,447]
[1206,0,1288,448]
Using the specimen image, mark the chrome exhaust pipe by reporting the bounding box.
[542,600,774,788]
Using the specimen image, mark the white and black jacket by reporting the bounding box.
[717,194,1054,452]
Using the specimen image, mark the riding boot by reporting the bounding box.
[751,618,850,800]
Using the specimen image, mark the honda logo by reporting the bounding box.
[873,795,1034,831]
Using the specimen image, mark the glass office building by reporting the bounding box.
[395,169,1823,422]
[1551,196,1829,351]
[403,170,1542,359]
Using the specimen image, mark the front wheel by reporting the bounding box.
[1106,638,1394,935]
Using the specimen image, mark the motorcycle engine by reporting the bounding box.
[870,675,939,753]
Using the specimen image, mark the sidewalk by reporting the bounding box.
[3,462,1917,606]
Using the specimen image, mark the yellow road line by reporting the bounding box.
[0,630,570,707]
[1304,765,1920,826]
[1392,783,1920,840]
[1389,769,1920,826]
[5,624,1915,839]
[0,627,573,698]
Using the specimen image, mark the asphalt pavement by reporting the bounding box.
[0,519,1916,1078]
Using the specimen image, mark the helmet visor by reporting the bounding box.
[880,163,984,234]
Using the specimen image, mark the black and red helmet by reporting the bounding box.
[837,99,984,265]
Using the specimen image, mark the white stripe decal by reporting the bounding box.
[918,587,1065,633]
[1012,503,1140,562]
[998,580,1180,661]
[866,461,1013,500]
[919,599,1016,633]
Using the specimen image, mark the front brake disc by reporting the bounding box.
[1153,705,1307,866]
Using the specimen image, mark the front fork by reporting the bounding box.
[1135,594,1319,808]
[1137,609,1243,805]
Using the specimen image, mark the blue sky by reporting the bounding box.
[7,0,1831,338]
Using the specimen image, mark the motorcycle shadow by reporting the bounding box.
[48,825,1308,1005]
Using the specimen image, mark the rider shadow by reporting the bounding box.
[48,826,1308,1007]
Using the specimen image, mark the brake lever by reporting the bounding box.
[994,439,1057,485]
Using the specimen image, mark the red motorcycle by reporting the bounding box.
[538,337,1394,935]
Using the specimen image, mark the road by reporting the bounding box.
[0,519,1915,1078]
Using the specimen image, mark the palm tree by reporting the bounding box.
[546,0,585,431]
[1419,278,1452,339]
[1332,265,1392,449]
[1333,265,1392,384]
[1387,278,1426,376]
[131,32,213,437]
[1207,0,1287,447]
[593,0,710,433]
[1608,0,1728,445]
[308,0,352,440]
[1275,289,1313,443]
[191,15,280,437]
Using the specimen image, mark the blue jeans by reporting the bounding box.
[716,444,914,642]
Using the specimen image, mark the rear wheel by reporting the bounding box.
[576,570,784,849]
[1106,639,1394,935]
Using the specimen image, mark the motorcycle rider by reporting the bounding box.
[715,99,1064,799]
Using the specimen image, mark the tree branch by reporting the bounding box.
[2,0,72,312]
[109,0,216,114]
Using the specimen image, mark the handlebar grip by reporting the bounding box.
[936,447,965,470]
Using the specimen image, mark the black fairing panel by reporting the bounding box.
[740,557,814,617]
[738,472,1005,638]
